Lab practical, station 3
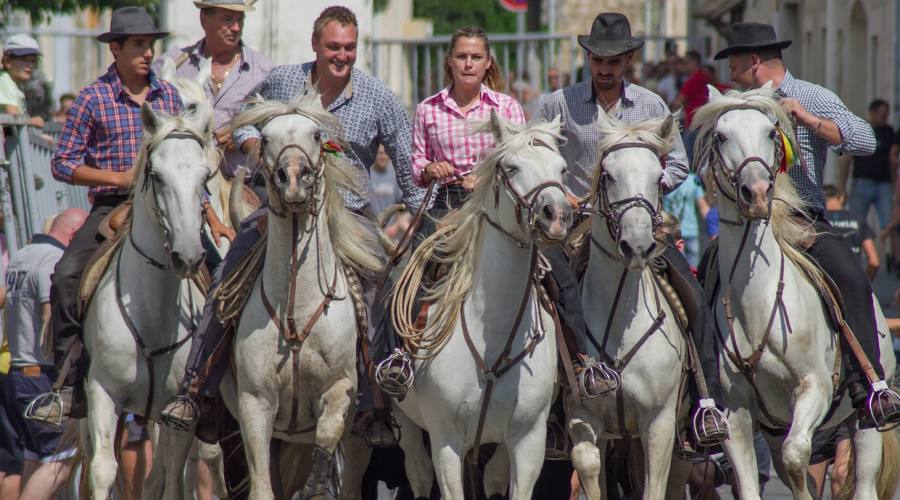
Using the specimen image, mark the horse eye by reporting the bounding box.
[769,129,778,140]
[714,132,726,143]
[187,103,198,112]
[314,130,322,142]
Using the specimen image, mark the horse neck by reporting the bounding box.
[466,220,537,329]
[263,209,335,303]
[584,214,651,318]
[716,210,785,312]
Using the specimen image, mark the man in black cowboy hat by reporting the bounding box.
[534,12,730,447]
[28,6,227,424]
[716,22,900,428]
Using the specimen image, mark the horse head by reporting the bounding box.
[480,109,572,245]
[695,83,794,223]
[591,110,677,270]
[138,102,213,277]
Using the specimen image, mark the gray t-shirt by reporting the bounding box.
[5,235,64,367]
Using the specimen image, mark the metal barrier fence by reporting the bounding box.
[0,115,90,256]
[368,33,582,110]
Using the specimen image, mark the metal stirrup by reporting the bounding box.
[577,357,620,398]
[692,398,730,446]
[160,395,199,431]
[24,391,65,431]
[374,348,415,398]
[868,381,900,431]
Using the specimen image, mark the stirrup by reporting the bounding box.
[358,412,401,449]
[24,390,65,431]
[544,418,569,460]
[302,446,340,499]
[867,381,900,431]
[375,348,415,399]
[673,434,711,464]
[577,357,620,399]
[691,399,730,446]
[160,394,199,431]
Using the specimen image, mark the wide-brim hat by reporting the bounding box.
[714,22,792,60]
[96,6,168,43]
[193,0,257,12]
[578,13,644,57]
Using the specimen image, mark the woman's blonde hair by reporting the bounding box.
[443,25,505,92]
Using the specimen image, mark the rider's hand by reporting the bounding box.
[421,162,455,182]
[565,192,581,209]
[27,116,44,128]
[240,137,261,155]
[779,98,814,127]
[115,168,137,189]
[205,205,236,247]
[461,173,478,192]
[214,125,235,152]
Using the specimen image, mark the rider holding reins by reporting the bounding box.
[717,22,900,428]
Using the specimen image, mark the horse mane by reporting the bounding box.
[690,85,826,290]
[229,92,382,274]
[588,110,677,202]
[392,118,563,357]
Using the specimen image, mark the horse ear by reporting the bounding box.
[547,114,562,135]
[157,56,176,82]
[195,57,212,89]
[657,113,676,141]
[761,80,774,90]
[707,84,723,101]
[489,108,511,142]
[141,102,162,134]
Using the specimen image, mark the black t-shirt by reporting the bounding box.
[852,125,898,182]
[826,209,874,261]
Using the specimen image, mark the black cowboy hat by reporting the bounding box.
[96,7,169,44]
[578,13,644,57]
[713,22,792,60]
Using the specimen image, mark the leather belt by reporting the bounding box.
[12,365,46,378]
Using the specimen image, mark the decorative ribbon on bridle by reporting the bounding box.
[590,142,666,257]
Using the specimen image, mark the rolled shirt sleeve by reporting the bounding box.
[51,93,95,184]
[232,74,271,149]
[816,87,876,156]
[411,104,432,187]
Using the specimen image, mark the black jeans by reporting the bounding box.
[51,193,129,381]
[806,216,885,382]
[414,184,469,247]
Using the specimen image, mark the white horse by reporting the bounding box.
[567,111,689,500]
[82,102,214,500]
[221,93,383,500]
[389,111,572,499]
[694,84,898,500]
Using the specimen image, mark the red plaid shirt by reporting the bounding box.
[52,65,183,199]
[412,85,525,187]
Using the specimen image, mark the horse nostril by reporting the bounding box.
[542,205,554,221]
[645,242,657,258]
[171,251,182,264]
[276,166,288,185]
[740,184,754,203]
[618,240,633,259]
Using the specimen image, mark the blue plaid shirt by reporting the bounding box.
[52,65,184,199]
[777,72,876,213]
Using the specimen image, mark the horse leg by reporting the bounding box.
[303,377,354,499]
[568,412,603,500]
[430,434,465,500]
[664,457,691,500]
[237,390,276,500]
[719,406,761,500]
[146,426,193,500]
[395,411,434,498]
[338,433,372,500]
[780,384,829,500]
[197,440,229,499]
[86,379,121,500]
[483,443,509,498]
[641,414,676,500]
[507,421,548,500]
[848,423,883,499]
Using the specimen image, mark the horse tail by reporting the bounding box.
[837,427,900,500]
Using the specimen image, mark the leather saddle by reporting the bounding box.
[77,203,133,317]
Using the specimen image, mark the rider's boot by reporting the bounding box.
[302,446,339,499]
[575,355,620,399]
[852,381,900,429]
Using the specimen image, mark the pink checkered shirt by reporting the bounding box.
[412,85,525,187]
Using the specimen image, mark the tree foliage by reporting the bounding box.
[413,0,517,35]
[2,0,158,24]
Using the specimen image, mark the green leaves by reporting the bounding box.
[2,0,159,24]
[413,0,516,35]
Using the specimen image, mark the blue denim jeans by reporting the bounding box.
[850,178,892,230]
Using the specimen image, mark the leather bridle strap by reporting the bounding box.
[594,142,665,245]
[375,179,438,295]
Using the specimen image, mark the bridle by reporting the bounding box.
[132,129,208,270]
[590,141,666,261]
[705,106,786,227]
[258,131,329,219]
[483,137,568,247]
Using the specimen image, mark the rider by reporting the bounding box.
[533,12,730,445]
[716,21,900,427]
[159,5,425,431]
[28,7,227,423]
[155,0,274,264]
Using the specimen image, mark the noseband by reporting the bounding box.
[486,138,567,247]
[259,136,329,218]
[591,142,665,260]
[134,129,207,270]
[707,106,786,226]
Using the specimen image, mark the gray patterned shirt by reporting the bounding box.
[233,62,424,210]
[533,79,689,199]
[777,71,876,213]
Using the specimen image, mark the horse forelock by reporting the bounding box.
[130,113,212,199]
